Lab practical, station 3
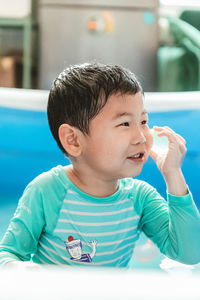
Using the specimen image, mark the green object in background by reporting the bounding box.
[158,14,200,92]
[158,46,198,92]
[180,10,200,31]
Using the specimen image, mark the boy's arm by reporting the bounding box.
[150,126,188,197]
[137,183,200,265]
[138,126,200,264]
[0,183,45,267]
[163,169,187,197]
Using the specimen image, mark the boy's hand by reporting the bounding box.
[150,126,186,174]
[150,126,188,196]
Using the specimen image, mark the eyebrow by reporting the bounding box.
[112,110,148,120]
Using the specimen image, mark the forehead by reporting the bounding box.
[99,92,145,119]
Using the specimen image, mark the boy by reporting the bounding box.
[0,62,200,269]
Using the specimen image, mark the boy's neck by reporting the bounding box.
[64,165,119,198]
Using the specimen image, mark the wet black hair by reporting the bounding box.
[47,62,143,155]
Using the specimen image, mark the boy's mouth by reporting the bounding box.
[127,152,145,162]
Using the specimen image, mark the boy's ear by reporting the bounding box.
[58,124,83,157]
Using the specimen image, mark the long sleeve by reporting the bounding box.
[134,180,200,265]
[0,184,45,266]
[0,166,67,267]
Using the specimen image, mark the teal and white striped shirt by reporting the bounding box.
[0,165,200,266]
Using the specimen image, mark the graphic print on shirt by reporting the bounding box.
[64,235,97,263]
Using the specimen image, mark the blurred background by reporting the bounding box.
[0,0,200,270]
[0,0,200,92]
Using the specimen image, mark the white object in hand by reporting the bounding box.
[150,128,169,155]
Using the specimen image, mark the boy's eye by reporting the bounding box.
[120,122,130,127]
[141,120,148,125]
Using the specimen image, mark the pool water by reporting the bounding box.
[128,233,165,269]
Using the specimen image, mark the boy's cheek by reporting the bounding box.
[146,131,154,151]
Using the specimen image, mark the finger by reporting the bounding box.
[175,133,186,145]
[152,127,186,153]
[163,126,174,131]
[152,126,174,132]
[154,126,186,145]
[163,127,186,144]
[158,131,186,156]
[152,126,164,132]
[157,130,185,147]
[157,131,183,152]
[157,130,176,141]
[150,149,159,161]
[179,142,187,154]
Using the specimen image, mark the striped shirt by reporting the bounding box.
[0,165,200,267]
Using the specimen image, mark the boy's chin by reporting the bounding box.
[129,170,143,178]
[119,166,144,179]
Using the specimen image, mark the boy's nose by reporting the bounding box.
[132,127,146,145]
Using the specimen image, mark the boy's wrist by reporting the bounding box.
[163,168,188,196]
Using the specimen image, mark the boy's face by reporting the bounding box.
[80,92,153,180]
